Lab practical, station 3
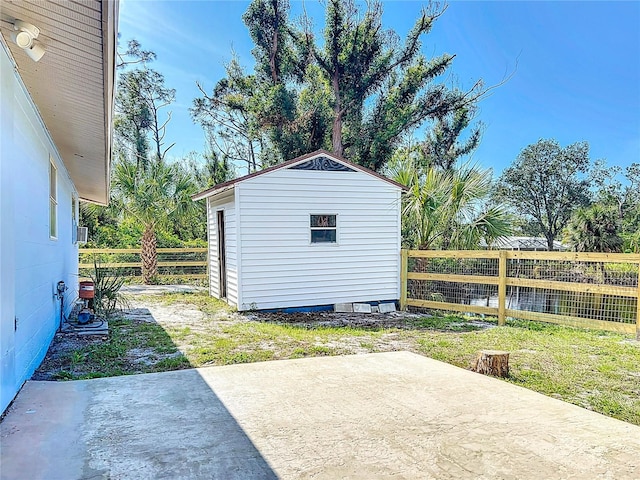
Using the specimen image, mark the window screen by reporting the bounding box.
[310,214,337,243]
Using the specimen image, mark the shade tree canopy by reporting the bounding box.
[496,138,591,251]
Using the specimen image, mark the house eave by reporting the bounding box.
[0,0,118,205]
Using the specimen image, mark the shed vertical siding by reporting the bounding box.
[206,192,238,307]
[0,45,78,413]
[236,168,401,310]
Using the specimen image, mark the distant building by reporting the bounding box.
[482,236,568,251]
[193,150,406,311]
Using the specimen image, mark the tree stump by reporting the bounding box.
[472,350,510,378]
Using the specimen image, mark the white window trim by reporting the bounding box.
[310,213,338,245]
[49,158,57,240]
[71,193,78,244]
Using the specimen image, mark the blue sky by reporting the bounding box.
[118,0,640,176]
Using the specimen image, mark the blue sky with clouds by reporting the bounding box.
[118,0,640,175]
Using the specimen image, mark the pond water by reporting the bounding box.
[469,290,636,324]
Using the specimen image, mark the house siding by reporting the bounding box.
[236,168,401,310]
[206,192,238,307]
[1,45,78,413]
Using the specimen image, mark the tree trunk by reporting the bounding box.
[546,234,554,251]
[141,225,158,285]
[471,350,509,378]
[331,75,344,157]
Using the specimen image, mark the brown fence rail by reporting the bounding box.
[79,248,208,280]
[400,250,640,338]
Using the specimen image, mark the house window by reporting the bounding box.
[49,159,57,239]
[310,214,337,243]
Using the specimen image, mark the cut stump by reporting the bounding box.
[472,350,510,378]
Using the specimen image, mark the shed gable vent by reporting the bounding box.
[290,156,355,172]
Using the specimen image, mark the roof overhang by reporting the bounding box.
[0,0,118,205]
[192,149,409,201]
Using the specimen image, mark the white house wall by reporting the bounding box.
[206,192,238,307]
[0,45,78,413]
[236,168,401,310]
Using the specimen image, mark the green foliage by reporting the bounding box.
[389,155,511,249]
[83,40,208,252]
[111,158,197,233]
[421,107,482,171]
[88,257,128,318]
[301,0,483,169]
[191,58,265,173]
[588,160,640,253]
[496,138,592,250]
[116,68,176,165]
[565,204,623,252]
[193,0,486,172]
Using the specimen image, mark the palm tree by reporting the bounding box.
[565,204,623,253]
[111,158,197,284]
[389,156,511,250]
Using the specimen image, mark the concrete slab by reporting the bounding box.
[378,302,396,313]
[1,352,639,479]
[352,303,372,313]
[333,302,353,313]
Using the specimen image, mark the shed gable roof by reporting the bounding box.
[192,150,407,201]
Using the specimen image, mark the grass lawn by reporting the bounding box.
[42,291,640,426]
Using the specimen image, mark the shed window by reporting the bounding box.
[49,159,57,239]
[310,214,336,243]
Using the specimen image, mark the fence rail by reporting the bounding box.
[79,248,208,280]
[400,249,640,338]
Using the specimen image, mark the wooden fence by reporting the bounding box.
[400,250,640,338]
[79,248,208,280]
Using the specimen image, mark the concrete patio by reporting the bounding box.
[1,351,639,479]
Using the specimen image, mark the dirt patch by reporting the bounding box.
[245,311,426,329]
[33,296,491,381]
[32,333,108,381]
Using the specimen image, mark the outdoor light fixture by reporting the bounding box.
[11,20,45,62]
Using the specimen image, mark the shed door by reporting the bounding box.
[217,210,227,299]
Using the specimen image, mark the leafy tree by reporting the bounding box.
[196,0,490,172]
[192,58,264,173]
[117,69,176,165]
[496,139,591,251]
[421,107,482,171]
[186,141,235,190]
[117,38,156,68]
[565,204,623,253]
[300,0,486,169]
[87,41,202,281]
[389,155,510,249]
[193,1,331,168]
[114,70,152,170]
[110,158,197,283]
[589,160,640,252]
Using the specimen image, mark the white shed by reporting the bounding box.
[192,150,406,311]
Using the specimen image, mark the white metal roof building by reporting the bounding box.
[483,236,568,251]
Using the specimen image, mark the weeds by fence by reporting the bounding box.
[400,250,640,338]
[79,248,207,283]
